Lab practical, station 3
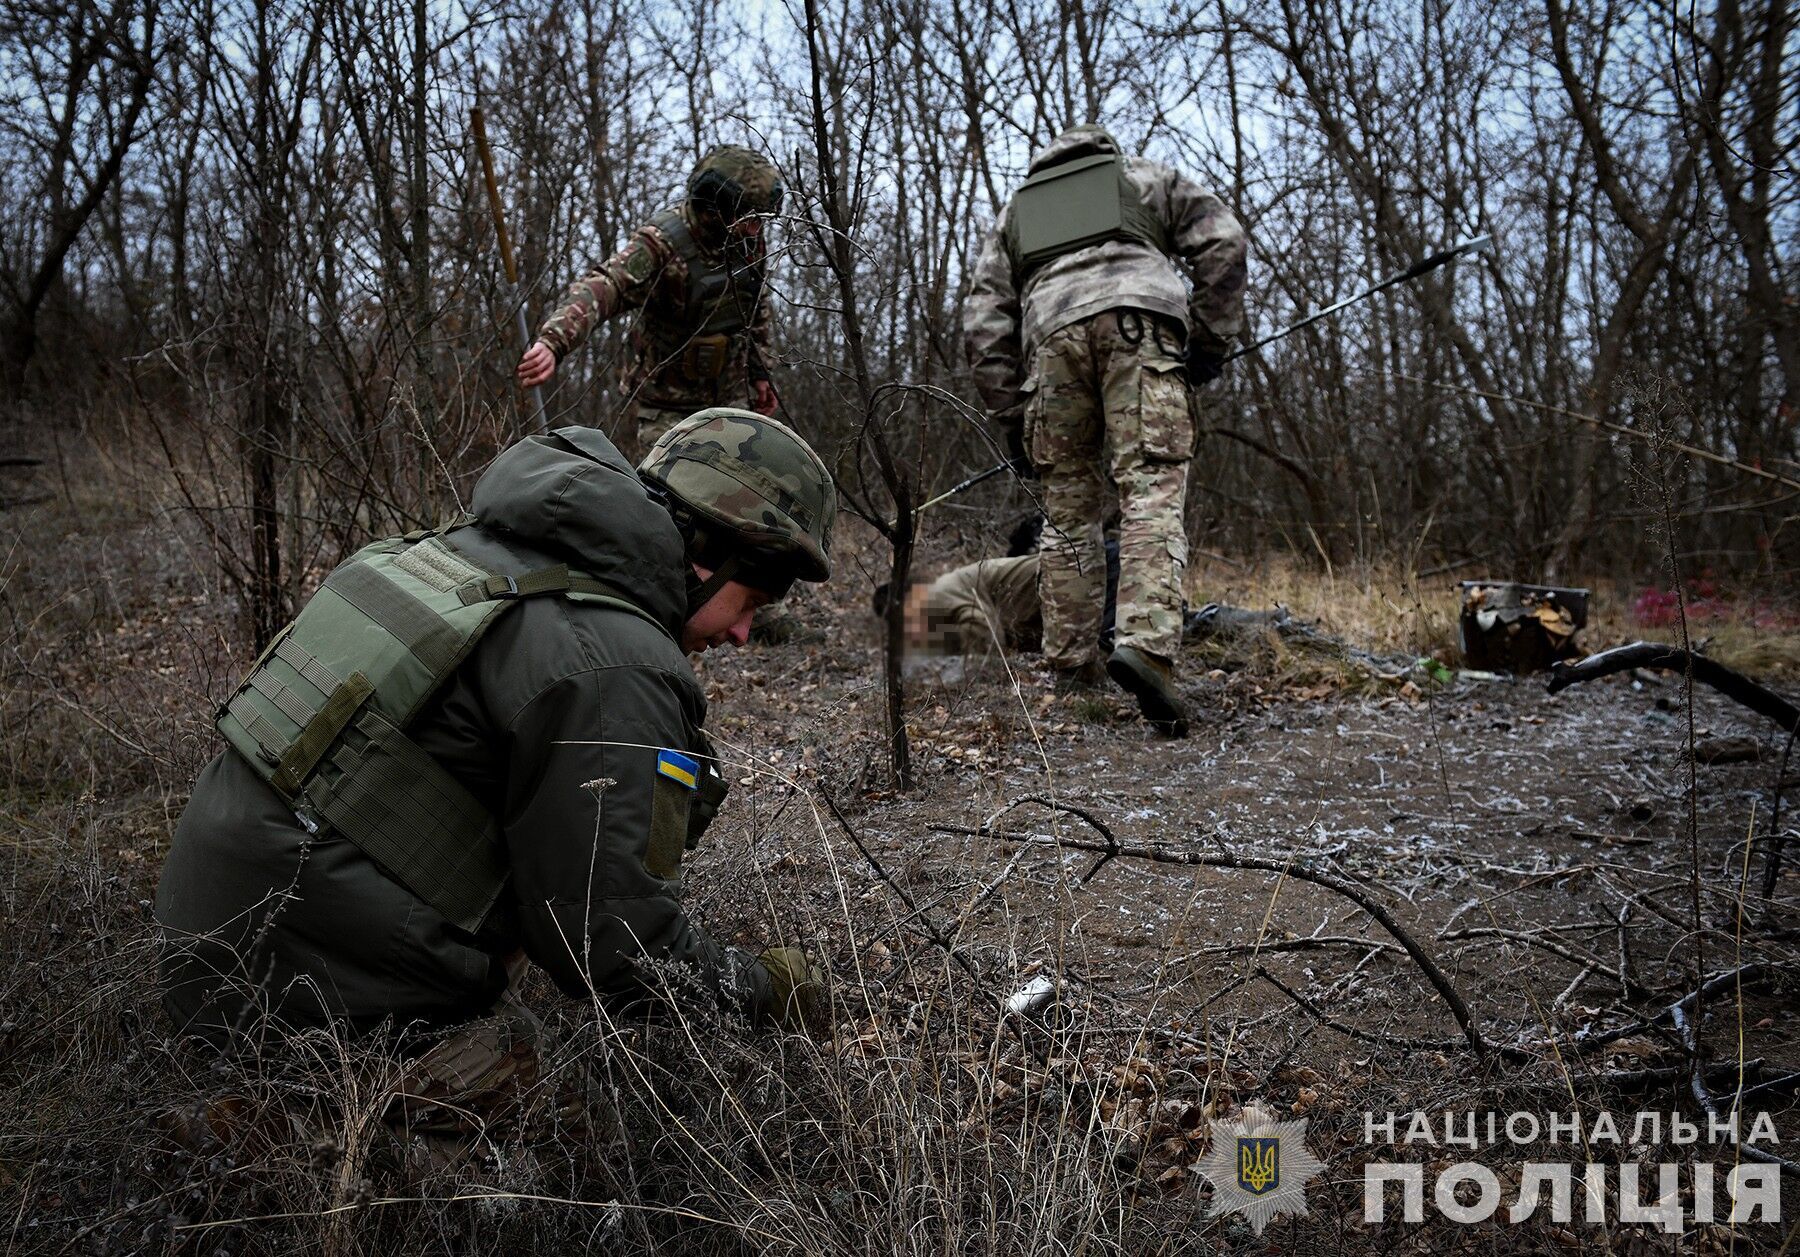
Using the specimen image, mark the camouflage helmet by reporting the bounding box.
[687,145,784,222]
[639,409,834,599]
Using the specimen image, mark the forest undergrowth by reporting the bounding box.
[4,443,1798,1255]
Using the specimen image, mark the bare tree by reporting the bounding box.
[0,0,1791,647]
[0,0,161,385]
[797,0,919,787]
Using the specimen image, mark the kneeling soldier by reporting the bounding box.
[155,410,833,1056]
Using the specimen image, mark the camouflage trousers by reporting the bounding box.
[1024,309,1193,668]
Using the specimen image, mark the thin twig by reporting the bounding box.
[931,820,1489,1057]
[822,789,984,986]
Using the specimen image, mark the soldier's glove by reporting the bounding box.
[757,946,829,1033]
[1184,342,1225,387]
[1004,424,1037,480]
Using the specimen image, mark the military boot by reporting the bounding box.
[1052,660,1107,692]
[1106,645,1189,736]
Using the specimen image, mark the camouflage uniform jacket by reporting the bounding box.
[537,203,774,407]
[963,130,1249,417]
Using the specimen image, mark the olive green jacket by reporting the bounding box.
[156,427,768,1041]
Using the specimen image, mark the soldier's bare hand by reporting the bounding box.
[752,378,778,416]
[517,341,556,389]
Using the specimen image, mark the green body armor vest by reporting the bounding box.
[215,524,710,933]
[1002,153,1169,284]
[651,207,764,339]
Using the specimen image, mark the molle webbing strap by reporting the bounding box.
[272,673,374,799]
[567,586,677,639]
[457,565,581,603]
[326,562,461,676]
[274,636,343,697]
[457,564,675,642]
[304,706,505,932]
[249,669,315,729]
[225,693,285,765]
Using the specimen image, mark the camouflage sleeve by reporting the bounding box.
[535,224,674,360]
[1157,166,1248,356]
[961,219,1026,419]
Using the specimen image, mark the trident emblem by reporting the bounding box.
[1237,1137,1280,1195]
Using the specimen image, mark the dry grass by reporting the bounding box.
[1697,626,1800,680]
[5,439,1798,1254]
[1188,554,1462,659]
[1189,552,1800,686]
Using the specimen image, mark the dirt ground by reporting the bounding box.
[672,547,1800,1250]
[3,486,1797,1253]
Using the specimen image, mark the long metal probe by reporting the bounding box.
[914,235,1496,517]
[472,100,548,433]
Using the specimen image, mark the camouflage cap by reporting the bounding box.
[688,145,784,220]
[639,408,834,584]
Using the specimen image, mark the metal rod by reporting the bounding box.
[1225,234,1493,362]
[912,460,1018,516]
[917,235,1496,517]
[472,99,547,432]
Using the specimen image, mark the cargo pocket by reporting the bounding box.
[1135,358,1195,462]
[1017,356,1044,465]
[1027,339,1094,469]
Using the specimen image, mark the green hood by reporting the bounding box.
[471,425,690,637]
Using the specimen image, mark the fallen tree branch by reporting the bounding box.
[1173,934,1404,963]
[1574,964,1766,1052]
[1253,966,1467,1053]
[1670,991,1800,1175]
[931,818,1490,1058]
[1565,964,1800,1172]
[1547,642,1798,734]
[1739,1069,1800,1105]
[942,795,1100,939]
[1439,925,1609,972]
[823,790,984,987]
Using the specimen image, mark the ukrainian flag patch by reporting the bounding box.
[656,749,699,790]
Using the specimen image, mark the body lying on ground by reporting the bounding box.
[891,545,1300,660]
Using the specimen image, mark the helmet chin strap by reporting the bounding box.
[687,552,745,616]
